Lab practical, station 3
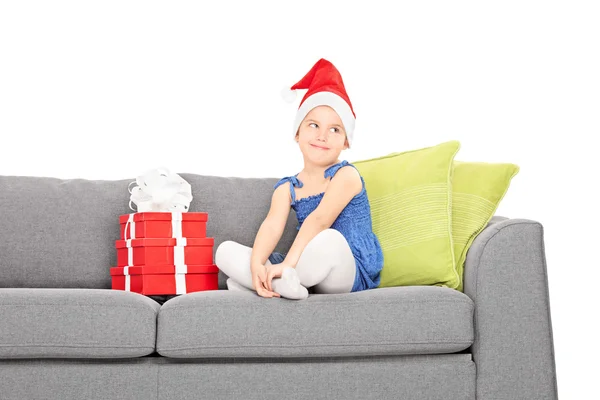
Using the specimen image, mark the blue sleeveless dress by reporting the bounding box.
[268,160,384,293]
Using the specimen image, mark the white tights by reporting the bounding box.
[215,229,356,299]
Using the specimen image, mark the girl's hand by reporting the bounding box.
[265,262,296,292]
[251,263,281,298]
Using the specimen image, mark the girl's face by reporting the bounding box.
[295,105,349,165]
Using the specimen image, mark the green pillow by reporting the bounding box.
[353,140,461,289]
[452,160,520,292]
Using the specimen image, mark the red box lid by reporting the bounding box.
[119,212,208,224]
[115,237,214,248]
[110,264,219,275]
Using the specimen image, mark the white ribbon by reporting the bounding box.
[171,211,183,237]
[124,213,136,240]
[175,274,186,295]
[174,237,187,293]
[123,239,133,291]
[128,167,193,213]
[124,266,130,291]
[126,239,133,266]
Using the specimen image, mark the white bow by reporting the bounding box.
[128,167,193,212]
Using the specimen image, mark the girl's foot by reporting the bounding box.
[272,267,309,300]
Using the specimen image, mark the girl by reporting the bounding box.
[215,58,383,300]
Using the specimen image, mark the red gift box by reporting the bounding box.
[115,237,214,267]
[120,212,208,239]
[110,265,219,295]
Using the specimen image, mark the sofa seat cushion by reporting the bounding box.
[157,286,474,358]
[0,289,160,359]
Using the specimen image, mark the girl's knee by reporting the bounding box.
[299,229,352,270]
[302,229,355,293]
[215,240,244,266]
[308,229,348,252]
[215,240,232,260]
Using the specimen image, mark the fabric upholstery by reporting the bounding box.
[0,354,475,400]
[0,288,159,358]
[158,354,475,400]
[463,218,558,400]
[156,285,474,358]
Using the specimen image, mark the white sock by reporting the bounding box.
[271,267,309,300]
[227,270,309,300]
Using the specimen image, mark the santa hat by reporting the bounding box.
[281,58,356,147]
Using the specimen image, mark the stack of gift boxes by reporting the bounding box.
[110,212,219,295]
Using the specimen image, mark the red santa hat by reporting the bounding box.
[281,58,356,147]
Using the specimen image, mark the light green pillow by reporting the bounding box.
[353,140,461,289]
[452,160,520,292]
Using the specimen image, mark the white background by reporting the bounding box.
[1,1,598,398]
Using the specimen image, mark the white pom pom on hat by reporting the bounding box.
[280,87,297,103]
[281,58,356,147]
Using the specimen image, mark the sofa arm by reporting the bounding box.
[463,217,559,400]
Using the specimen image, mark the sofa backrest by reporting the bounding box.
[0,173,299,290]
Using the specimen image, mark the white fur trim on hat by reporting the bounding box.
[292,91,355,147]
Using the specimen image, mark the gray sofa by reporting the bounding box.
[0,172,559,400]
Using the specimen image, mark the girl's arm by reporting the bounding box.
[250,183,292,269]
[283,166,362,267]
